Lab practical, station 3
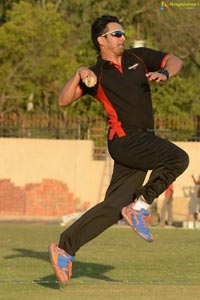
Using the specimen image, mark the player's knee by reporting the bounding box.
[177,149,189,173]
[181,150,189,171]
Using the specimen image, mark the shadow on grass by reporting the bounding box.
[4,248,114,289]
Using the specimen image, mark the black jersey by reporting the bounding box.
[79,47,170,140]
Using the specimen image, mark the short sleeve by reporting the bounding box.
[132,47,170,72]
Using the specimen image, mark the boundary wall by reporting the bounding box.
[0,138,199,221]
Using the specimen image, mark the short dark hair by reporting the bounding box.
[91,14,121,51]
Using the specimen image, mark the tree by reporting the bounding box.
[55,0,200,119]
[0,1,77,114]
[0,0,199,121]
[139,4,200,118]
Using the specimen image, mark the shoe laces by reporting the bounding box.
[139,210,153,228]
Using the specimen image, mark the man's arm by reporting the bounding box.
[146,55,183,83]
[58,67,97,106]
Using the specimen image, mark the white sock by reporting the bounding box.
[133,196,149,211]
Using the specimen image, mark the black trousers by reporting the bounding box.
[59,129,189,256]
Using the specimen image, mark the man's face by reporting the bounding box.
[100,22,125,56]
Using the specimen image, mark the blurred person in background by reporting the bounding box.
[188,174,200,225]
[159,183,174,227]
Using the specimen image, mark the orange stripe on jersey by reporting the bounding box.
[95,84,126,140]
[161,54,171,69]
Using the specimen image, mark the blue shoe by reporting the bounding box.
[48,243,74,285]
[121,204,154,242]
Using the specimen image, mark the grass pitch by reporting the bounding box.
[0,223,200,300]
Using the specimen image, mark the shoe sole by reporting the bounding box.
[48,244,70,287]
[121,208,154,242]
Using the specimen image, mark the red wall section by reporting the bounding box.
[0,179,89,217]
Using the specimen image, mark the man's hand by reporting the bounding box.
[146,71,168,82]
[78,67,97,86]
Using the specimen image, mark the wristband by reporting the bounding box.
[158,69,169,80]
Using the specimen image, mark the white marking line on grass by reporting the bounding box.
[0,279,193,285]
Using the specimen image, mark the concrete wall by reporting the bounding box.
[0,138,199,220]
[0,139,105,207]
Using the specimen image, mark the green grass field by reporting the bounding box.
[1,223,200,300]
